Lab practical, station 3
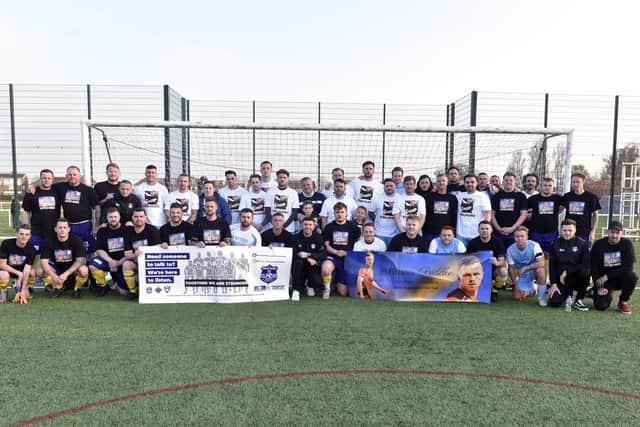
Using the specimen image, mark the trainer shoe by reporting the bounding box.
[538,298,548,307]
[48,287,63,298]
[491,291,498,303]
[573,299,589,312]
[95,285,109,297]
[0,288,7,303]
[125,291,138,301]
[72,289,81,299]
[291,290,300,301]
[322,284,330,300]
[618,300,632,315]
[306,287,315,297]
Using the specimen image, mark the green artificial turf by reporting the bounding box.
[2,290,639,426]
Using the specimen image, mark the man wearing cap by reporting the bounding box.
[590,221,637,314]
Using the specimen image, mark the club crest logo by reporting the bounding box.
[260,264,278,284]
[163,285,171,293]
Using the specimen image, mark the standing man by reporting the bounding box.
[447,166,465,194]
[321,202,361,298]
[547,219,590,311]
[319,179,358,229]
[368,178,400,246]
[591,221,637,314]
[387,215,428,254]
[241,174,271,231]
[290,216,327,300]
[466,220,508,302]
[39,218,89,298]
[322,167,355,199]
[198,180,232,224]
[522,173,539,199]
[423,174,458,246]
[396,175,427,231]
[164,174,199,224]
[22,168,60,253]
[94,162,121,224]
[135,164,169,229]
[350,161,384,210]
[476,172,495,197]
[192,197,231,247]
[528,177,564,274]
[298,177,326,215]
[101,180,142,226]
[89,208,137,298]
[230,208,261,247]
[491,172,529,249]
[218,170,248,225]
[391,166,405,196]
[456,174,492,246]
[269,169,300,233]
[260,160,275,192]
[507,226,548,306]
[562,172,601,245]
[54,165,98,254]
[0,224,36,304]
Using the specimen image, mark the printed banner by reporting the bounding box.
[138,246,292,303]
[345,251,493,303]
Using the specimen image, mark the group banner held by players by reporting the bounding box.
[138,246,292,303]
[345,251,493,303]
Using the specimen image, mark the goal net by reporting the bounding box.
[81,121,574,192]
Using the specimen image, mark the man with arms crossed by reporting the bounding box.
[22,168,60,254]
[135,164,169,228]
[561,172,601,246]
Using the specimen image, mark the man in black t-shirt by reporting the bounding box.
[160,203,194,247]
[321,202,360,298]
[21,168,60,253]
[423,174,458,246]
[290,217,327,300]
[89,208,137,298]
[39,218,89,298]
[261,213,293,248]
[466,220,507,302]
[388,215,427,253]
[128,208,161,253]
[94,162,121,224]
[53,165,99,254]
[0,224,37,304]
[561,172,601,245]
[101,180,142,226]
[491,172,529,249]
[591,221,637,314]
[192,197,231,247]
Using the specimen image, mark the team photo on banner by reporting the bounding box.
[138,246,292,303]
[345,251,493,303]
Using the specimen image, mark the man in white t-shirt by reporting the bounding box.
[260,160,275,192]
[164,174,199,224]
[319,179,358,229]
[218,170,249,225]
[240,173,271,231]
[456,174,492,246]
[349,161,383,209]
[322,167,355,199]
[230,208,262,247]
[396,175,426,231]
[353,223,387,252]
[369,178,400,246]
[268,169,300,233]
[134,164,169,228]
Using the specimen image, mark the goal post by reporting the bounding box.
[81,120,574,193]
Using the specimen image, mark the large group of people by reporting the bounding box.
[0,160,635,315]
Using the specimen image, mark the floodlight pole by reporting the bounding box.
[9,84,20,229]
[608,95,620,224]
[81,121,92,186]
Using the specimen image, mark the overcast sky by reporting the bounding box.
[2,0,640,103]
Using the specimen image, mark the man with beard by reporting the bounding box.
[561,172,601,246]
[230,208,262,247]
[128,208,161,252]
[198,179,232,224]
[446,166,465,195]
[160,203,194,247]
[218,170,248,225]
[240,174,271,231]
[94,162,121,224]
[349,161,383,210]
[164,174,199,224]
[101,180,142,226]
[192,197,231,247]
[135,164,169,228]
[22,168,60,253]
[290,216,327,300]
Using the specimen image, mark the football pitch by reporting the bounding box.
[2,289,639,426]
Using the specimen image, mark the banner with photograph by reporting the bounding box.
[138,245,292,303]
[344,251,493,303]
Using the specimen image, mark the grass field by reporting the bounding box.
[2,289,640,426]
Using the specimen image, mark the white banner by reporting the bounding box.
[138,245,292,303]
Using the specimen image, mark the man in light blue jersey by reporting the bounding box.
[507,226,548,306]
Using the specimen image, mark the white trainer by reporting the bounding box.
[291,290,300,301]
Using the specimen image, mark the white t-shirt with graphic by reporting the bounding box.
[397,193,426,226]
[319,195,358,224]
[268,186,300,232]
[230,224,262,247]
[134,181,169,228]
[369,193,401,238]
[164,190,199,222]
[349,177,384,209]
[240,190,271,227]
[218,186,249,225]
[456,191,491,240]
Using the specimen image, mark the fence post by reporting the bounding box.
[9,84,19,229]
[540,93,549,179]
[448,103,455,169]
[382,103,386,178]
[86,84,94,183]
[317,102,321,188]
[181,97,188,175]
[608,95,620,224]
[163,85,171,189]
[252,101,256,175]
[469,91,478,174]
[186,99,191,177]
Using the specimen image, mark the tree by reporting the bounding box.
[571,164,590,177]
[599,144,640,194]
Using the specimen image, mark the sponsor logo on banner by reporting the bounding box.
[164,285,171,293]
[155,287,162,293]
[146,287,153,294]
[254,285,267,291]
[260,265,278,283]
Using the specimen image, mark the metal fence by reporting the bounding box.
[2,84,639,230]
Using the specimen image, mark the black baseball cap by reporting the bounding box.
[607,221,624,231]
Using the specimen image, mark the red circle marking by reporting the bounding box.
[8,369,640,427]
